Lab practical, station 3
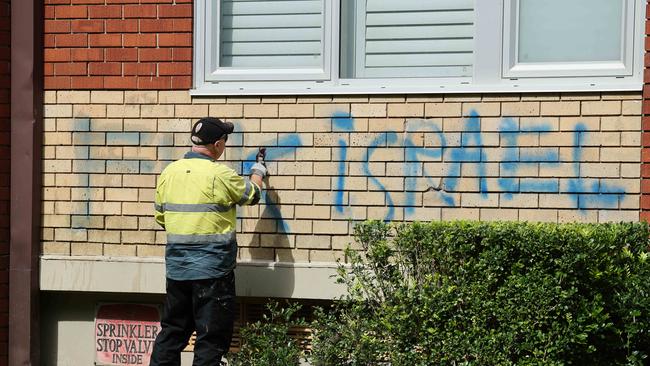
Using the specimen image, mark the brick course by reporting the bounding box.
[44,0,192,90]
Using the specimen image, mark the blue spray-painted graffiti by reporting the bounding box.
[498,117,558,199]
[403,120,447,210]
[63,110,630,237]
[240,109,627,227]
[365,131,397,221]
[444,111,488,204]
[70,117,93,231]
[65,110,630,234]
[244,134,303,233]
[332,112,354,213]
[567,123,624,209]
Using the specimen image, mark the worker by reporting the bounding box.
[150,117,266,365]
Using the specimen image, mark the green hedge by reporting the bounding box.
[310,221,650,365]
[227,301,306,366]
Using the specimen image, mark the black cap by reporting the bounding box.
[190,117,234,145]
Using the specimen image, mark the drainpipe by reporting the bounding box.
[10,0,43,364]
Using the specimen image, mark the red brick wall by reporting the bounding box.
[44,0,192,90]
[641,2,650,222]
[0,0,9,362]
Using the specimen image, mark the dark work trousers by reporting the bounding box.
[150,272,237,366]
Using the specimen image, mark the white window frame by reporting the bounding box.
[200,0,333,82]
[502,0,636,78]
[349,1,474,79]
[192,0,645,95]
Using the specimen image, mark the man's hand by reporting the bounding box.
[250,162,267,178]
[249,162,265,188]
[250,147,267,188]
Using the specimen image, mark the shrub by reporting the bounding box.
[226,301,306,366]
[310,221,650,365]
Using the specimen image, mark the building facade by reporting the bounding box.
[4,0,650,364]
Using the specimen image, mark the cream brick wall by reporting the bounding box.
[41,91,642,262]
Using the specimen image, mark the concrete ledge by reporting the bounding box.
[40,256,346,299]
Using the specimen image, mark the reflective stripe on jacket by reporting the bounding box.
[155,151,261,280]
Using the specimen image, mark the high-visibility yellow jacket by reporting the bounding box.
[155,151,261,280]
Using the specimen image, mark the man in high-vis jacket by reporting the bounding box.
[150,117,266,365]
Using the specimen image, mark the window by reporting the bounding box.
[205,0,332,81]
[503,0,636,78]
[193,0,645,95]
[340,1,474,79]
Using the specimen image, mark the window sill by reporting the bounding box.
[190,78,642,96]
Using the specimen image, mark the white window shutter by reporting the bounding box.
[355,0,475,78]
[207,0,331,81]
[220,0,324,68]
